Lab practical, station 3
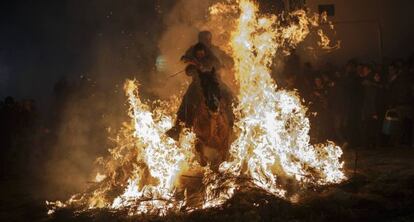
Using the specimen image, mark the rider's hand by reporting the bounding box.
[187,60,198,66]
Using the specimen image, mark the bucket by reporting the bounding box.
[382,109,401,135]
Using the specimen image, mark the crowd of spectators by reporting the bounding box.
[278,54,414,149]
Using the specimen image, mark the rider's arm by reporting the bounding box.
[181,46,195,62]
[181,55,201,67]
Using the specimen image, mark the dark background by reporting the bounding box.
[0,0,176,111]
[2,0,414,109]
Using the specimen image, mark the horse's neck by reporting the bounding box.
[191,76,201,88]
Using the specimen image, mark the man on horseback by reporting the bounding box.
[167,31,235,166]
[183,42,222,110]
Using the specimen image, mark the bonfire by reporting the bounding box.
[47,0,346,217]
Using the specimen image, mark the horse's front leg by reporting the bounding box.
[195,140,207,167]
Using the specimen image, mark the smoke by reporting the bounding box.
[41,81,125,199]
[41,0,162,199]
[151,0,216,98]
[42,0,218,200]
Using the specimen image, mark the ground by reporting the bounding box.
[1,147,414,222]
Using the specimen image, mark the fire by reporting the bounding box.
[47,0,346,216]
[108,81,199,215]
[202,0,345,207]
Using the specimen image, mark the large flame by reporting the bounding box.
[109,81,199,215]
[202,0,345,208]
[47,0,346,216]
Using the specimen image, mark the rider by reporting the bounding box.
[182,42,222,118]
[195,31,233,70]
[167,36,223,139]
[167,32,235,167]
[181,42,222,76]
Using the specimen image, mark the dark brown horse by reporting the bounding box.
[167,67,234,166]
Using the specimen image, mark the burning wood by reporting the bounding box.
[47,0,346,217]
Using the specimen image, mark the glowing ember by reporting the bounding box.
[47,0,346,216]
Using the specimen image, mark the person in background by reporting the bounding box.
[309,76,328,141]
[330,67,351,148]
[322,73,335,139]
[348,61,364,148]
[298,62,314,100]
[360,64,383,149]
[386,62,409,108]
[385,62,412,147]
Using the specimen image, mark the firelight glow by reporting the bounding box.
[47,0,346,216]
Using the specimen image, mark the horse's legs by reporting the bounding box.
[166,124,181,141]
[195,140,207,167]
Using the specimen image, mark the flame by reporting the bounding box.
[107,80,198,215]
[94,172,106,183]
[202,0,345,207]
[47,0,346,216]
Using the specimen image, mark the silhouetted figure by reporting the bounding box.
[167,38,234,167]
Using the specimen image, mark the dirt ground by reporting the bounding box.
[1,146,414,222]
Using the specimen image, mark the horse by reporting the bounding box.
[167,66,235,167]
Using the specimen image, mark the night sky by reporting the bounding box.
[0,0,173,109]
